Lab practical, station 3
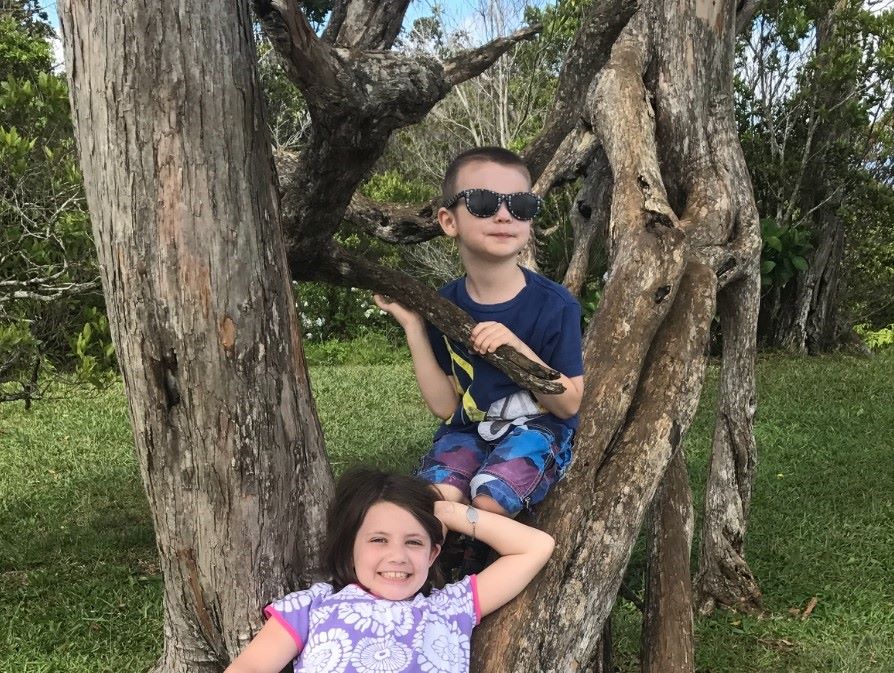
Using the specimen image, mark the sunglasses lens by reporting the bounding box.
[509,193,540,220]
[464,189,501,217]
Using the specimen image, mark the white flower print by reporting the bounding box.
[301,627,351,673]
[277,591,314,614]
[423,582,471,619]
[339,601,414,637]
[276,583,332,614]
[309,604,336,629]
[350,635,412,673]
[413,614,470,673]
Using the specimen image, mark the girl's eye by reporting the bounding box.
[407,539,424,546]
[370,537,386,543]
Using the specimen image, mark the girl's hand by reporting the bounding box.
[373,294,424,331]
[470,321,522,354]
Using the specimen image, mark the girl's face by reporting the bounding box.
[352,501,441,600]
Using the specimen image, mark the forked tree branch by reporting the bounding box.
[525,0,638,181]
[443,24,542,86]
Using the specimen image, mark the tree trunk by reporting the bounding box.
[473,264,718,672]
[472,0,762,667]
[758,2,856,354]
[641,448,694,673]
[695,270,763,613]
[60,0,765,668]
[59,0,333,670]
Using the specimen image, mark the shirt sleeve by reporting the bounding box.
[423,575,481,628]
[542,300,584,378]
[263,583,332,651]
[426,322,453,374]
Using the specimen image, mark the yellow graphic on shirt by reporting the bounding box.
[444,338,486,423]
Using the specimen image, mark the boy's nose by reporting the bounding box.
[494,200,512,221]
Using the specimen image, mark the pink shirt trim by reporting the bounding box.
[470,574,482,624]
[265,605,304,651]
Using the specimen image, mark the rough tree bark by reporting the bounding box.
[642,449,695,673]
[62,0,765,669]
[694,269,763,613]
[472,0,763,668]
[59,0,334,670]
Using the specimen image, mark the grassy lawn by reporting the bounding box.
[1,349,891,672]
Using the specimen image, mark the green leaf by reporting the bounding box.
[792,256,809,272]
[766,236,783,252]
[761,260,777,274]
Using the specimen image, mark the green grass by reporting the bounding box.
[1,349,892,672]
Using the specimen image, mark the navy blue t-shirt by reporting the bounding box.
[427,267,584,438]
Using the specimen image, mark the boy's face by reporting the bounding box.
[438,160,533,264]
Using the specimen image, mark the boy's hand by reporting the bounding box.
[470,321,523,354]
[373,294,424,331]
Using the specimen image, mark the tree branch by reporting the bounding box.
[531,124,599,195]
[253,0,344,108]
[328,0,411,50]
[736,0,762,34]
[303,242,564,394]
[525,0,638,181]
[443,24,542,87]
[346,194,442,244]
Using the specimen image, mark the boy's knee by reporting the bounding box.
[469,473,524,516]
[470,493,509,516]
[432,483,467,503]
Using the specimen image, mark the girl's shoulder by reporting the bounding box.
[268,582,334,614]
[414,576,480,624]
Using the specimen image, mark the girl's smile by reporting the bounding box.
[352,501,441,600]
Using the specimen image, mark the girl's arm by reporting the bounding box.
[374,295,458,419]
[434,501,555,618]
[223,619,299,673]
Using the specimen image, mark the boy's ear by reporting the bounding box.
[438,207,458,238]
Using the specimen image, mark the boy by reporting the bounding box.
[376,147,584,523]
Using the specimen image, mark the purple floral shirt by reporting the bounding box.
[265,575,481,673]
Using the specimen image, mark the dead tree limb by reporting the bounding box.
[309,243,564,394]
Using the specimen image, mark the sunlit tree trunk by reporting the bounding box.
[60,0,333,669]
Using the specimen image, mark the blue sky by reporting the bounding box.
[44,0,542,69]
[44,1,540,32]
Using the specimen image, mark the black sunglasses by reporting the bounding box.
[444,188,542,221]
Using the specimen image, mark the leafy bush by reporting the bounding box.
[759,217,812,289]
[298,282,399,343]
[854,323,894,350]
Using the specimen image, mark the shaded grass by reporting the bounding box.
[0,349,891,671]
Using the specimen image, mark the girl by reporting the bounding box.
[225,468,554,673]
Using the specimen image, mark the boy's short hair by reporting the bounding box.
[442,146,532,204]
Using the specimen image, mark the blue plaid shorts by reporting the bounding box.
[417,420,574,515]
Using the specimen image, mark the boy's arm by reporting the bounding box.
[434,500,555,618]
[374,295,458,419]
[469,321,583,419]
